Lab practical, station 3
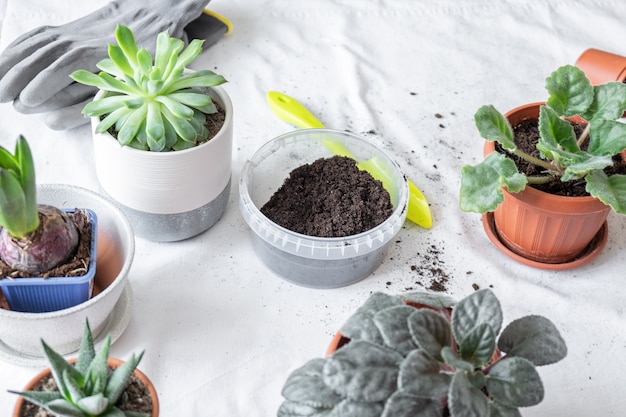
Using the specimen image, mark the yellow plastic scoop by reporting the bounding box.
[266,91,432,229]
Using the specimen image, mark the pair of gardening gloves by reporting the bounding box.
[0,0,230,130]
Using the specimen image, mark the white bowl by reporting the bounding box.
[0,184,135,364]
[239,129,408,289]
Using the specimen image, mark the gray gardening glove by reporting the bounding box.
[0,0,229,130]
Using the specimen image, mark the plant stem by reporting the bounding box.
[577,124,591,148]
[511,149,554,171]
[526,175,558,185]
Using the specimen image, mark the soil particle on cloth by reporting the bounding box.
[261,156,393,237]
[408,244,452,292]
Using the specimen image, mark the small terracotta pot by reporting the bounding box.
[484,103,611,265]
[12,358,159,417]
[575,48,626,85]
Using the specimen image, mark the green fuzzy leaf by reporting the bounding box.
[489,402,522,417]
[398,350,451,398]
[381,392,442,417]
[497,315,567,366]
[373,305,421,355]
[105,351,143,404]
[587,119,626,156]
[459,152,527,213]
[330,400,384,417]
[560,152,612,182]
[451,289,502,346]
[77,393,109,414]
[458,323,496,367]
[323,341,403,403]
[407,309,451,361]
[400,292,456,310]
[341,293,405,343]
[545,65,594,116]
[448,372,490,417]
[441,346,474,372]
[277,400,331,417]
[486,357,544,407]
[582,82,626,122]
[474,105,515,150]
[585,170,626,214]
[537,105,579,160]
[47,399,86,417]
[281,358,343,408]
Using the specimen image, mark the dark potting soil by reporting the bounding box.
[497,119,626,196]
[15,371,153,417]
[261,156,394,237]
[0,209,92,281]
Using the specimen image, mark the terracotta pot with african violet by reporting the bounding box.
[483,103,611,267]
[575,48,626,85]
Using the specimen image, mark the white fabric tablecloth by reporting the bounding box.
[1,0,625,415]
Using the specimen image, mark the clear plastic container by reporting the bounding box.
[0,209,98,313]
[239,129,408,289]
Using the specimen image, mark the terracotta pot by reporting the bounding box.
[484,102,611,265]
[13,357,159,417]
[575,48,626,85]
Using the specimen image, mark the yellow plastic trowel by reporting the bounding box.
[266,91,432,229]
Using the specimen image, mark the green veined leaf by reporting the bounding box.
[545,65,594,117]
[407,309,451,361]
[280,358,343,408]
[497,315,567,366]
[486,357,544,407]
[451,289,502,345]
[587,119,626,156]
[537,105,579,156]
[398,349,451,398]
[448,372,490,417]
[561,152,612,182]
[582,82,626,122]
[458,323,496,367]
[474,105,515,150]
[585,170,626,214]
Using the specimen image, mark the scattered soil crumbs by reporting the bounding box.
[261,156,393,237]
[408,244,451,292]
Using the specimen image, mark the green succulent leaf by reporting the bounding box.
[486,357,544,407]
[407,309,451,361]
[169,71,227,91]
[452,289,502,345]
[497,315,567,366]
[474,105,515,150]
[545,65,594,116]
[458,323,496,367]
[440,346,474,372]
[373,305,421,355]
[83,334,111,395]
[381,392,442,417]
[76,393,109,415]
[115,24,139,67]
[537,105,579,160]
[7,390,63,408]
[63,368,86,405]
[106,45,133,77]
[585,170,626,214]
[489,402,523,417]
[582,82,626,122]
[587,119,626,156]
[174,39,204,70]
[136,48,153,78]
[105,351,144,405]
[448,372,490,417]
[46,399,86,417]
[75,320,96,376]
[398,349,451,398]
[459,152,527,213]
[155,95,195,119]
[117,103,148,146]
[42,340,84,400]
[281,358,343,408]
[323,341,403,403]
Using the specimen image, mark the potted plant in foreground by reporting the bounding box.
[10,320,158,417]
[0,136,97,313]
[278,289,567,417]
[459,65,626,267]
[71,24,233,242]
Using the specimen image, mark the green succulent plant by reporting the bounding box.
[278,289,567,417]
[0,136,80,275]
[460,64,626,214]
[70,24,227,152]
[10,320,149,417]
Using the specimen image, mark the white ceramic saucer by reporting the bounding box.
[0,282,134,368]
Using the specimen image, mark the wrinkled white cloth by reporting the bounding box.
[1,1,626,416]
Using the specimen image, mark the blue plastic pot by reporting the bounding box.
[0,208,98,313]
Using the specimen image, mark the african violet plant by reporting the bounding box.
[71,24,227,152]
[278,289,567,417]
[0,136,80,275]
[10,320,150,417]
[460,64,626,214]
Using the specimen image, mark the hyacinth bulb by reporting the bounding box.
[0,204,79,275]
